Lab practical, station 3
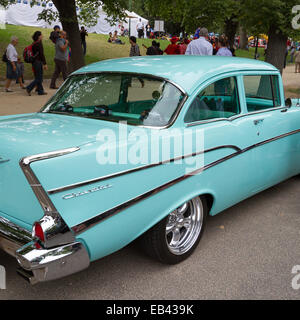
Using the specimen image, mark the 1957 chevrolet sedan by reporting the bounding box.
[0,56,300,284]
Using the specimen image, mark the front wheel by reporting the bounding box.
[141,196,208,264]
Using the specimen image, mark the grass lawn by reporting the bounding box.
[0,24,294,80]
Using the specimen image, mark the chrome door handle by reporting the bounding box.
[254,119,264,125]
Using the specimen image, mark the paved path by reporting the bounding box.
[282,65,300,87]
[0,79,62,116]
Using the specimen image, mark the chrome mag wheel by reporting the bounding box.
[141,195,207,264]
[165,197,204,255]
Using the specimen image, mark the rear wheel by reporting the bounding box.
[141,196,208,264]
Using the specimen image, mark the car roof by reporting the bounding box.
[73,56,279,95]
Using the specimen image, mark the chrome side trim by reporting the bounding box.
[48,145,241,195]
[71,128,300,235]
[186,106,288,127]
[0,216,32,257]
[19,147,80,248]
[241,128,300,153]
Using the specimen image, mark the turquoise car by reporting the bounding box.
[0,56,299,284]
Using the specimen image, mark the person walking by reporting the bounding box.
[136,19,144,39]
[49,25,60,44]
[294,50,300,73]
[216,36,232,56]
[185,28,213,56]
[26,31,48,96]
[16,57,25,85]
[80,26,88,55]
[146,24,151,38]
[129,36,141,56]
[4,36,25,92]
[290,46,296,63]
[50,30,69,90]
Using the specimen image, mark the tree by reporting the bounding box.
[239,26,248,50]
[145,0,300,73]
[144,0,241,47]
[241,0,299,73]
[0,0,128,71]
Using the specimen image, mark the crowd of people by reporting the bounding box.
[127,27,235,58]
[136,19,153,39]
[108,30,125,45]
[125,26,236,58]
[2,24,88,94]
[285,39,300,73]
[3,24,300,94]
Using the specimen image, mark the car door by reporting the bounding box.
[242,73,300,192]
[181,74,264,213]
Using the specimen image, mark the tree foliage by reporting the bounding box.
[0,0,128,26]
[144,0,242,34]
[241,0,299,38]
[0,0,128,71]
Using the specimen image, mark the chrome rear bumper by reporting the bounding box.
[16,241,90,285]
[0,216,90,285]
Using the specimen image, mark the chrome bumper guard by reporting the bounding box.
[0,216,90,285]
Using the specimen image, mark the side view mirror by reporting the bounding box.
[285,98,292,108]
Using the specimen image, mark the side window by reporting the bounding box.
[184,77,240,123]
[271,76,281,106]
[243,75,281,112]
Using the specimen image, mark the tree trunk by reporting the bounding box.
[52,0,85,72]
[265,24,287,75]
[239,26,248,50]
[224,16,238,50]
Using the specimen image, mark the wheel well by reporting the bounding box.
[202,193,214,214]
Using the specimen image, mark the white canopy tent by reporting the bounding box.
[4,1,148,37]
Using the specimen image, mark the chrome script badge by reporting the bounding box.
[62,184,113,200]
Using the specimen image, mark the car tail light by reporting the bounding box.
[33,222,45,243]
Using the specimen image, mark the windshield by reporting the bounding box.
[41,73,186,127]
